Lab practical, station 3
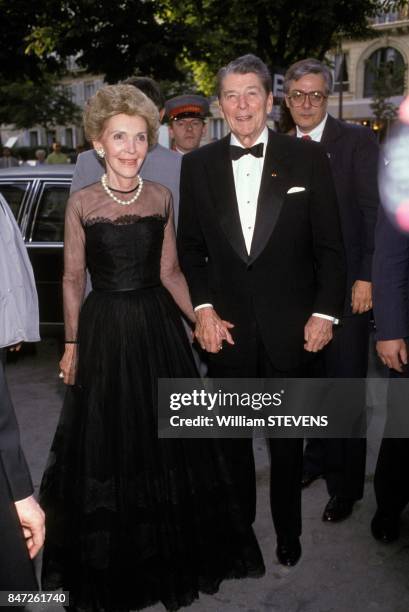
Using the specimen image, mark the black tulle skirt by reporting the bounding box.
[40,286,264,611]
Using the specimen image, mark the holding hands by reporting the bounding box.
[194,307,235,353]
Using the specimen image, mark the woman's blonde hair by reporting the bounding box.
[83,84,159,147]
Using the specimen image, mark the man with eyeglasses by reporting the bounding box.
[165,94,209,154]
[284,58,380,523]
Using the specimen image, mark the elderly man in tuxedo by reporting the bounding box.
[177,54,346,566]
[0,195,45,590]
[284,58,379,523]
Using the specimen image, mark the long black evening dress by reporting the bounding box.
[40,180,264,612]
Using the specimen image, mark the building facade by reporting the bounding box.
[328,8,409,132]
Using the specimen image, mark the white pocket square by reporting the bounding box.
[287,186,306,194]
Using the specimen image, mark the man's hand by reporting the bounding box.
[351,280,372,314]
[59,344,77,385]
[14,495,45,559]
[194,307,234,353]
[376,339,408,372]
[304,316,333,352]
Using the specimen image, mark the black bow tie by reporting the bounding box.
[230,143,264,161]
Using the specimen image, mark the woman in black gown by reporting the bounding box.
[40,84,264,611]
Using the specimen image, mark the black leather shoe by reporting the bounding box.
[371,511,400,543]
[276,537,301,567]
[301,472,322,488]
[322,496,354,522]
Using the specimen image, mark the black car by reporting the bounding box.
[0,164,74,335]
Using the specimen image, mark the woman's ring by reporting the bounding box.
[59,372,64,379]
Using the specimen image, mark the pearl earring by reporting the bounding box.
[96,148,105,158]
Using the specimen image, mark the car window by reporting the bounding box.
[0,183,29,220]
[31,184,70,242]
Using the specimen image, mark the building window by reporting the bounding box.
[373,11,400,24]
[65,128,73,149]
[211,119,224,140]
[364,47,405,98]
[47,131,56,147]
[84,80,98,100]
[334,53,349,93]
[29,131,38,148]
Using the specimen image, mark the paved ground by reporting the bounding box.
[7,336,409,612]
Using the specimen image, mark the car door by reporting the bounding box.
[0,180,32,223]
[26,180,70,334]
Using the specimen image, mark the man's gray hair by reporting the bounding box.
[283,59,333,95]
[216,54,272,97]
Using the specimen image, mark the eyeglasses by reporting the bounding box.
[287,91,327,107]
[172,119,204,129]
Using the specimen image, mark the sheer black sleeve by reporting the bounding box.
[62,193,86,341]
[160,196,195,323]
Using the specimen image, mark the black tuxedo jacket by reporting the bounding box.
[177,129,346,371]
[321,115,379,315]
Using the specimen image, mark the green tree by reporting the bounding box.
[26,0,398,95]
[0,76,81,132]
[159,0,389,93]
[0,1,80,135]
[25,0,185,84]
[6,0,406,100]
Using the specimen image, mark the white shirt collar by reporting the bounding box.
[230,126,269,150]
[296,113,328,142]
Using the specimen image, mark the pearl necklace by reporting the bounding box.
[101,173,143,206]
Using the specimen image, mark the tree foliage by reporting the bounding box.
[0,76,82,131]
[25,0,185,84]
[25,0,397,95]
[159,0,386,93]
[1,0,406,126]
[0,0,80,131]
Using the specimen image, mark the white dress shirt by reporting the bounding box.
[231,128,269,253]
[195,128,268,312]
[296,114,328,142]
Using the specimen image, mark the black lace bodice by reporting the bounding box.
[63,181,194,340]
[85,216,165,291]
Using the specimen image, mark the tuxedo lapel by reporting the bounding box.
[204,136,248,262]
[249,130,292,263]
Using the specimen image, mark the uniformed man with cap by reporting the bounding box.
[165,94,209,154]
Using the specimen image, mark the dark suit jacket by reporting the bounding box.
[373,206,409,340]
[321,115,379,315]
[0,350,33,502]
[178,129,346,371]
